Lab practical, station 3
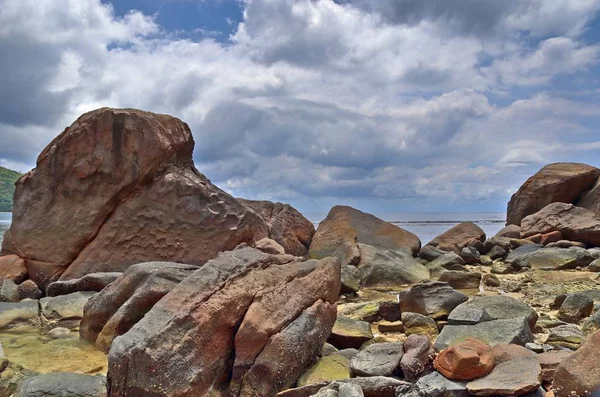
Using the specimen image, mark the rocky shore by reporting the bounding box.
[0,108,598,397]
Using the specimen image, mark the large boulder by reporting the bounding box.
[107,246,341,397]
[1,108,269,288]
[425,222,486,253]
[448,296,539,331]
[240,199,315,257]
[520,203,600,247]
[552,330,600,397]
[506,163,600,226]
[309,206,421,263]
[398,282,468,320]
[435,318,534,350]
[46,272,121,297]
[357,244,429,288]
[80,262,198,352]
[510,246,594,271]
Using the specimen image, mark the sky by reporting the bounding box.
[1,0,600,215]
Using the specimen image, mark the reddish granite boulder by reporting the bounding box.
[521,203,600,247]
[80,262,199,352]
[107,246,341,397]
[1,108,269,287]
[426,222,486,253]
[506,163,600,226]
[553,330,600,397]
[309,206,421,262]
[0,255,27,283]
[240,199,315,257]
[434,338,494,381]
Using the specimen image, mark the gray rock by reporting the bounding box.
[350,342,404,377]
[340,265,361,293]
[588,258,600,272]
[329,316,374,349]
[448,295,538,330]
[398,282,468,320]
[413,371,469,397]
[505,244,543,263]
[557,293,594,323]
[482,274,500,287]
[338,349,359,360]
[448,305,492,326]
[581,310,600,334]
[16,372,106,397]
[0,280,19,302]
[40,291,96,329]
[358,245,429,288]
[466,357,541,397]
[428,253,465,270]
[279,378,411,397]
[0,301,40,329]
[17,281,42,301]
[434,318,534,350]
[491,262,513,274]
[438,271,481,290]
[511,247,594,271]
[46,272,122,297]
[546,324,585,350]
[588,247,600,260]
[419,245,448,262]
[460,247,480,265]
[401,312,438,338]
[0,359,39,396]
[47,327,71,339]
[487,246,507,260]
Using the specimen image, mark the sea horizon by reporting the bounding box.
[0,210,506,247]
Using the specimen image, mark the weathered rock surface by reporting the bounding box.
[400,334,435,382]
[297,354,351,387]
[435,318,534,350]
[80,262,198,352]
[16,372,106,397]
[47,272,122,297]
[107,246,340,397]
[1,108,269,287]
[506,163,600,226]
[398,282,468,320]
[17,280,41,300]
[357,244,429,288]
[309,206,421,266]
[401,312,439,340]
[448,295,538,331]
[0,255,27,284]
[411,372,469,397]
[328,316,374,350]
[496,225,522,239]
[426,222,486,253]
[575,176,600,214]
[40,291,95,329]
[438,271,481,289]
[520,203,600,248]
[349,342,403,377]
[546,324,584,350]
[254,238,286,255]
[553,330,600,397]
[0,280,18,303]
[537,351,571,383]
[491,344,536,365]
[466,356,541,396]
[278,377,411,397]
[240,199,315,256]
[0,301,40,329]
[434,338,494,381]
[0,359,40,396]
[557,293,594,323]
[511,246,594,271]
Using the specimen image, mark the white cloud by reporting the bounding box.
[1,0,600,211]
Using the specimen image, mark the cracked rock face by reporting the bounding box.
[107,246,341,397]
[1,108,269,287]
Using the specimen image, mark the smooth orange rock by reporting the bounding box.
[434,338,494,381]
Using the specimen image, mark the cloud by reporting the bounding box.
[1,0,600,212]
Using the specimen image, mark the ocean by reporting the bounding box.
[0,211,506,248]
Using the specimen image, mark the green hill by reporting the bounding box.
[0,166,23,212]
